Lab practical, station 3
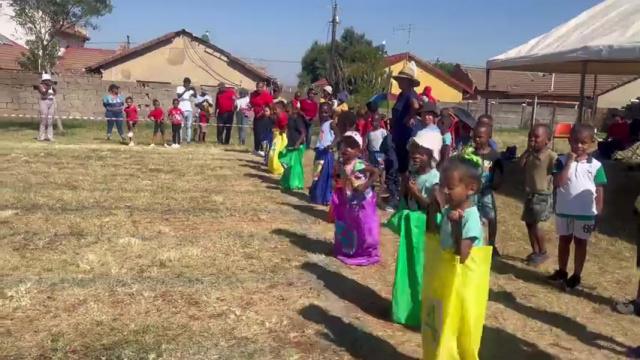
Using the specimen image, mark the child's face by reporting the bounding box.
[410,143,432,170]
[473,126,491,150]
[528,127,549,152]
[319,104,331,120]
[263,107,272,117]
[172,100,179,107]
[421,112,436,126]
[340,137,361,162]
[153,101,160,108]
[569,130,594,157]
[438,117,452,133]
[442,170,475,209]
[372,118,381,129]
[126,98,133,106]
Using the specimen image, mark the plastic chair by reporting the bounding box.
[552,122,573,150]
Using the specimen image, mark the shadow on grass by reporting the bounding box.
[241,163,266,173]
[301,261,391,322]
[223,148,252,154]
[299,304,417,360]
[282,202,329,222]
[492,258,614,307]
[489,288,628,356]
[480,325,555,359]
[243,172,280,186]
[0,118,87,131]
[264,185,309,203]
[272,228,332,256]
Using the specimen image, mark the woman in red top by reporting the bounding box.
[124,96,139,146]
[250,80,274,155]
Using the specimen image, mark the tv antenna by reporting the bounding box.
[393,24,416,46]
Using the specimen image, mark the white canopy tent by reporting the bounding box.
[486,0,640,121]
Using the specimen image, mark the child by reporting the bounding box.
[124,96,138,146]
[332,131,380,266]
[472,123,503,256]
[260,105,275,161]
[366,114,388,185]
[168,98,184,148]
[519,124,557,266]
[310,102,338,205]
[549,124,606,290]
[438,113,454,167]
[381,131,400,212]
[148,99,167,148]
[197,104,209,143]
[387,130,442,327]
[280,104,306,191]
[412,102,439,136]
[476,114,498,151]
[267,103,288,175]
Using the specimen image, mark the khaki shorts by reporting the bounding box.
[521,193,553,224]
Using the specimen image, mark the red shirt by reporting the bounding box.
[148,107,164,123]
[299,98,318,120]
[216,88,236,114]
[356,117,372,139]
[275,112,288,131]
[199,111,209,124]
[292,98,300,109]
[250,90,273,118]
[168,107,184,125]
[124,105,138,122]
[608,121,630,145]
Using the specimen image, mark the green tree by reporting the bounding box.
[10,0,113,73]
[298,27,387,104]
[433,58,456,75]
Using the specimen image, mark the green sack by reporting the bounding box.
[279,145,306,191]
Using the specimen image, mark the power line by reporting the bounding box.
[239,57,300,64]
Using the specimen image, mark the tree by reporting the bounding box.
[298,27,387,105]
[433,58,456,75]
[10,0,113,73]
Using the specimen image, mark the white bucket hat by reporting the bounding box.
[41,73,52,81]
[343,131,363,148]
[410,130,443,165]
[323,85,333,95]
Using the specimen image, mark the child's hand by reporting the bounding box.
[407,179,419,197]
[567,152,577,162]
[448,209,464,222]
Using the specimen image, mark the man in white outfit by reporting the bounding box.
[176,77,196,143]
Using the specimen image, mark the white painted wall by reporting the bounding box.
[599,78,640,109]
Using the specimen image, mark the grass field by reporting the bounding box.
[1,119,639,359]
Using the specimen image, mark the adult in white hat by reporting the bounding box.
[391,61,421,175]
[35,73,57,141]
[321,85,338,111]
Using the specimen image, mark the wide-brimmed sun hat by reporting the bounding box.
[392,61,420,87]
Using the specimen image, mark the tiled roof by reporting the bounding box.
[0,35,25,70]
[55,47,116,72]
[86,29,273,81]
[459,65,636,97]
[384,52,473,93]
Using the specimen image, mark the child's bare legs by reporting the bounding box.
[526,222,540,253]
[557,235,572,273]
[487,218,497,248]
[573,237,588,276]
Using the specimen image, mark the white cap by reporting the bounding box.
[323,85,333,95]
[41,73,52,81]
[410,130,443,164]
[343,131,363,148]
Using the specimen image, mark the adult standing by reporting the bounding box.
[391,62,420,175]
[102,84,126,142]
[250,80,273,155]
[299,88,319,147]
[235,88,251,146]
[176,77,196,144]
[35,73,56,141]
[321,85,338,110]
[215,82,236,145]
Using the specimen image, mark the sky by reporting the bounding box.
[88,0,602,85]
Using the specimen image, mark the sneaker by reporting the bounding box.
[258,151,265,157]
[614,299,640,316]
[527,252,549,267]
[525,252,536,261]
[120,136,127,142]
[547,269,568,283]
[164,143,169,148]
[628,346,640,359]
[128,142,135,147]
[149,144,156,148]
[564,274,581,290]
[128,131,133,138]
[106,135,111,141]
[171,144,179,149]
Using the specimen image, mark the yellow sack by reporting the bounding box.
[422,233,492,360]
[268,130,287,176]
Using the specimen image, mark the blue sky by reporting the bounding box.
[89,0,601,85]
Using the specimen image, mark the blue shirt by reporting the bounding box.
[103,94,124,118]
[391,90,418,143]
[440,206,484,250]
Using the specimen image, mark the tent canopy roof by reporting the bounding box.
[487,0,640,75]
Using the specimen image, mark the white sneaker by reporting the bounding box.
[258,151,265,157]
[164,143,169,148]
[128,131,133,138]
[149,144,155,148]
[128,142,135,147]
[171,144,179,149]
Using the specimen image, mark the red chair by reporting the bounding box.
[552,122,573,149]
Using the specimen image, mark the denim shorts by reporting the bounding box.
[475,190,496,221]
[521,193,553,224]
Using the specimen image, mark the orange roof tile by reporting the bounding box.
[55,47,116,73]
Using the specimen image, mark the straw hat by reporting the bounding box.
[392,61,420,87]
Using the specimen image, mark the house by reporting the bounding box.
[384,52,472,102]
[452,64,636,103]
[86,29,273,88]
[0,33,25,70]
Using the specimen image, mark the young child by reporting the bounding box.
[381,131,400,212]
[310,102,338,205]
[549,124,606,290]
[438,113,454,167]
[519,124,557,266]
[168,98,184,148]
[412,102,439,136]
[367,114,388,186]
[280,104,307,191]
[124,96,138,146]
[197,103,209,143]
[332,131,380,266]
[387,130,442,327]
[267,103,288,175]
[476,114,498,151]
[148,99,167,148]
[261,105,275,162]
[472,123,503,256]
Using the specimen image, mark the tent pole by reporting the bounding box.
[484,69,490,113]
[577,62,587,123]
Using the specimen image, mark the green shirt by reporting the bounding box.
[407,168,440,211]
[440,206,484,250]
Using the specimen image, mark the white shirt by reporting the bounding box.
[235,96,250,114]
[554,155,607,218]
[195,94,212,106]
[176,86,195,112]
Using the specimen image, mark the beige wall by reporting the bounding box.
[101,35,260,88]
[598,79,640,109]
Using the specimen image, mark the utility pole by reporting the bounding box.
[328,0,339,87]
[126,35,131,49]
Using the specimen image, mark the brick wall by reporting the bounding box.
[0,70,201,119]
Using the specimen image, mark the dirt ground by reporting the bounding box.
[1,119,639,359]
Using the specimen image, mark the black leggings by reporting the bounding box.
[172,124,182,145]
[253,118,272,152]
[217,111,234,144]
